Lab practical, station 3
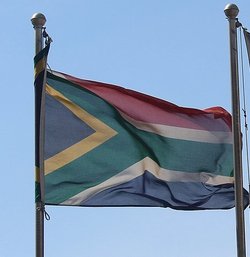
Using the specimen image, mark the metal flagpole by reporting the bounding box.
[224,4,246,257]
[31,13,46,257]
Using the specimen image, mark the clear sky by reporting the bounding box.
[1,1,250,257]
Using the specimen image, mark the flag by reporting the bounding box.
[34,44,50,203]
[243,28,250,65]
[35,46,248,210]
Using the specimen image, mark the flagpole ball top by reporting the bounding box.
[31,13,46,27]
[224,3,239,18]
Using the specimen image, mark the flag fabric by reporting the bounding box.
[35,45,248,210]
[243,28,250,65]
[34,44,50,203]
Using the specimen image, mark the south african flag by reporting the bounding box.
[34,45,248,210]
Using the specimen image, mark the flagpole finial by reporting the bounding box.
[224,3,239,19]
[31,13,46,28]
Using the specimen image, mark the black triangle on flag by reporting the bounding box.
[44,93,95,160]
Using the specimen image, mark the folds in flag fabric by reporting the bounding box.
[34,45,248,210]
[243,28,250,65]
[34,44,50,203]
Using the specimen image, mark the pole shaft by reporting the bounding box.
[34,25,43,55]
[226,7,246,257]
[35,22,44,257]
[35,202,44,257]
[31,13,46,257]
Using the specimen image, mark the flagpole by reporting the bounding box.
[31,13,46,257]
[224,4,246,257]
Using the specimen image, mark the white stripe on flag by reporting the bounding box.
[61,156,234,205]
[119,111,232,144]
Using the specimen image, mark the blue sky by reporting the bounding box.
[1,1,250,257]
